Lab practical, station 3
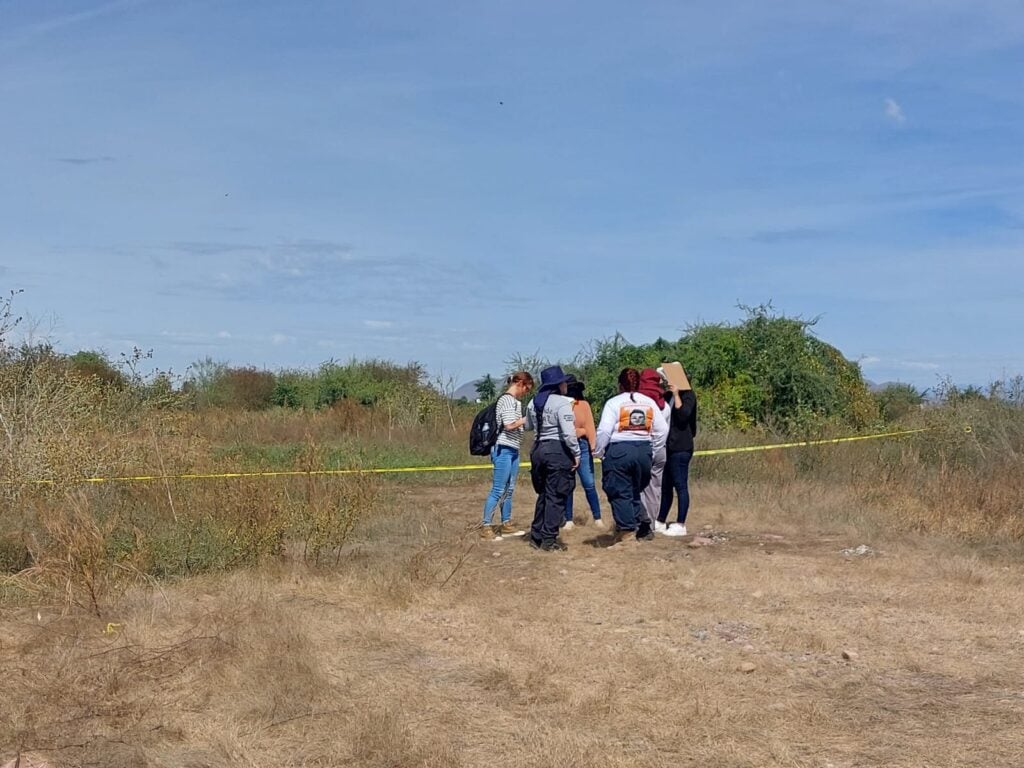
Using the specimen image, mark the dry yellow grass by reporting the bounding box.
[4,477,1024,768]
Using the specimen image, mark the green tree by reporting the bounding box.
[572,304,877,431]
[475,374,497,402]
[874,383,924,422]
[69,350,126,388]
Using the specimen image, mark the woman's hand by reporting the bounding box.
[509,417,526,430]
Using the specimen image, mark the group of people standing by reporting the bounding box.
[480,364,697,551]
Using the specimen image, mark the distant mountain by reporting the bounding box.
[453,379,484,402]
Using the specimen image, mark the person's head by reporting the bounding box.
[538,365,572,392]
[506,371,534,398]
[638,367,667,407]
[566,377,586,401]
[618,367,641,394]
[535,365,573,415]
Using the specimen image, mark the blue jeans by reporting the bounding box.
[483,445,519,524]
[565,439,602,521]
[659,450,693,524]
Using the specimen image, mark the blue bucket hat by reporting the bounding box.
[538,365,572,390]
[535,365,572,417]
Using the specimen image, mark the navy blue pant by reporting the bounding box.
[601,441,653,532]
[530,441,576,544]
[659,450,693,524]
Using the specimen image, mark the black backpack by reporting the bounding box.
[469,398,505,456]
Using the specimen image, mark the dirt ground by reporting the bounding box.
[4,479,1024,767]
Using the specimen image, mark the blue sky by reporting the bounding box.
[1,0,1022,389]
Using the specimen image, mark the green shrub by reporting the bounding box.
[874,383,925,422]
[572,304,878,431]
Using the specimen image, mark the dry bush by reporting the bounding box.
[691,395,1024,542]
[6,470,379,614]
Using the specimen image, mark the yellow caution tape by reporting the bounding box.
[693,427,931,456]
[21,426,936,485]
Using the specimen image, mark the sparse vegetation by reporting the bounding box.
[2,292,1023,766]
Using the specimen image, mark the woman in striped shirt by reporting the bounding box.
[480,371,535,539]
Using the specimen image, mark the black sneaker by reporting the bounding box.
[540,538,568,552]
[637,521,654,541]
[528,537,544,550]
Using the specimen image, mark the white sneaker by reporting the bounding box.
[562,520,575,531]
[654,521,668,533]
[664,523,688,537]
[593,519,607,529]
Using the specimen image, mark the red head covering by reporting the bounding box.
[638,368,666,409]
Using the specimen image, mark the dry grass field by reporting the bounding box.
[4,474,1024,768]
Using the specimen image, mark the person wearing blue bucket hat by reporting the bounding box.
[524,365,581,551]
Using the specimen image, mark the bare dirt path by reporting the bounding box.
[4,480,1024,767]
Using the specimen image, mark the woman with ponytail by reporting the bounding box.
[594,368,669,542]
[479,371,535,539]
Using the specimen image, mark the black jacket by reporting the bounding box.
[667,390,697,453]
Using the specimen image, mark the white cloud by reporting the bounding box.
[363,319,394,329]
[270,333,294,346]
[884,97,906,126]
[217,330,232,339]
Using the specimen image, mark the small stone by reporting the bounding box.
[491,552,502,558]
[929,647,940,654]
[743,644,755,652]
[688,536,713,548]
[739,662,756,673]
[559,569,569,576]
[841,650,858,661]
[752,590,764,599]
[702,524,713,531]
[841,544,876,557]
